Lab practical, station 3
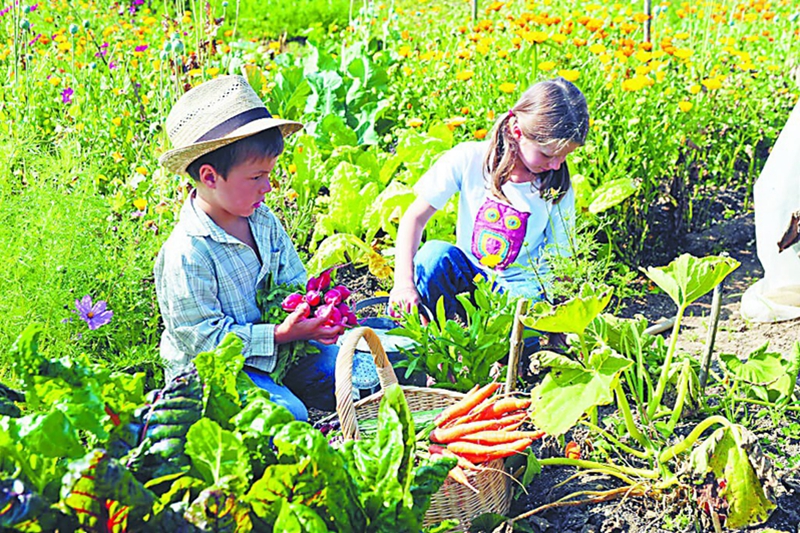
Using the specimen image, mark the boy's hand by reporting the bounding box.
[274,302,344,346]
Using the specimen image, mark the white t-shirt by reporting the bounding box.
[414,141,575,298]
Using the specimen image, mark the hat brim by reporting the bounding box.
[158,117,303,175]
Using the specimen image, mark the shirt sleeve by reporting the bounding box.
[158,246,278,372]
[412,143,473,210]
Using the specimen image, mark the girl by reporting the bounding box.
[389,77,589,321]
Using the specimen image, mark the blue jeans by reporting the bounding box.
[244,341,337,422]
[414,240,540,356]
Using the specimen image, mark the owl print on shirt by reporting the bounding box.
[471,197,530,270]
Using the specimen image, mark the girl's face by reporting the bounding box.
[509,121,578,183]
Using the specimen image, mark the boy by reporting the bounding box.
[155,75,347,421]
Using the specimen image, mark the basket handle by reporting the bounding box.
[335,326,399,440]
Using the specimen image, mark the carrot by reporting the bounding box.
[430,444,482,471]
[434,382,501,427]
[430,412,527,444]
[445,464,480,494]
[442,395,496,428]
[468,397,532,422]
[460,430,546,445]
[447,438,534,464]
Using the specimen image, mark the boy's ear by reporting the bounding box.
[198,164,218,188]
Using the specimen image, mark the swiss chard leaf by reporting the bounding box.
[185,418,251,494]
[194,334,246,428]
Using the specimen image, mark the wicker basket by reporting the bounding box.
[335,326,515,532]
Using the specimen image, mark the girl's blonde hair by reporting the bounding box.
[483,77,589,205]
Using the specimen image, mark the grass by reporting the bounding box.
[0,133,164,387]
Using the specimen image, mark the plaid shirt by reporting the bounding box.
[154,191,306,380]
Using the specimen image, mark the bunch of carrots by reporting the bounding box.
[427,382,545,493]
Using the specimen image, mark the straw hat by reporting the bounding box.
[159,75,303,175]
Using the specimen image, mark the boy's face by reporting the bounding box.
[202,155,277,219]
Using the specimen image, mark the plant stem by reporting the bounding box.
[658,415,730,464]
[666,359,691,433]
[539,457,657,479]
[613,382,649,450]
[648,306,684,419]
[734,396,800,412]
[581,420,650,460]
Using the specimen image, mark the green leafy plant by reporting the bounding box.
[390,276,521,392]
[515,255,777,530]
[0,326,456,532]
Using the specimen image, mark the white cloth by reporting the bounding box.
[414,141,574,298]
[741,102,800,322]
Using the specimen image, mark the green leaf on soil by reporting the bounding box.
[643,254,739,309]
[520,283,612,336]
[530,347,632,436]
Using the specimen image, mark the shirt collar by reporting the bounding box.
[180,189,271,244]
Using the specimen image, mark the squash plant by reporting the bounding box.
[519,254,780,529]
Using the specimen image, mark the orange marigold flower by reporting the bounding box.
[474,128,488,139]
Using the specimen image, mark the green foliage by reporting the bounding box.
[0,328,454,532]
[229,0,350,40]
[390,276,520,392]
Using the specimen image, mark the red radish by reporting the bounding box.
[324,289,343,306]
[305,290,321,306]
[281,293,303,312]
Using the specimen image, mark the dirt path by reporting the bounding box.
[622,210,799,360]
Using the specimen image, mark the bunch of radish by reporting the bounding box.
[427,382,544,493]
[280,269,358,329]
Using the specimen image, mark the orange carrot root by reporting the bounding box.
[434,382,501,427]
[460,430,546,445]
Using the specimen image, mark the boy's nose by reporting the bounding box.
[260,181,272,194]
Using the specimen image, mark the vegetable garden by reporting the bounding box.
[1,0,800,530]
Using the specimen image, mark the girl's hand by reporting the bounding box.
[275,303,344,345]
[388,285,426,323]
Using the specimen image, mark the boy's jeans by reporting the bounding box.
[245,341,337,422]
[414,240,540,356]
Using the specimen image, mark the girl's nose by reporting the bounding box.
[545,158,562,171]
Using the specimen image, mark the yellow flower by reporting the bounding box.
[206,67,220,77]
[133,198,148,210]
[48,76,61,87]
[702,77,722,91]
[268,41,281,51]
[634,50,652,63]
[455,70,474,81]
[375,290,390,297]
[188,68,202,77]
[673,48,693,60]
[551,34,567,44]
[112,152,124,163]
[678,101,693,112]
[407,117,424,128]
[689,84,701,95]
[479,254,502,268]
[398,45,412,58]
[498,82,516,94]
[111,117,122,127]
[136,166,148,176]
[288,163,297,174]
[474,128,488,140]
[538,60,556,71]
[558,69,580,82]
[527,31,548,43]
[285,189,299,201]
[588,43,606,55]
